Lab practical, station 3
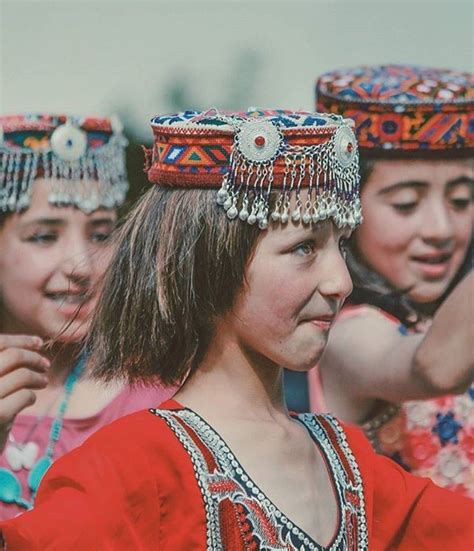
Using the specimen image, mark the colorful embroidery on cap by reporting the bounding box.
[316,65,474,150]
[148,109,362,230]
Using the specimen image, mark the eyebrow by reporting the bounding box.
[377,181,428,195]
[20,216,116,230]
[378,175,474,196]
[446,176,474,190]
[20,218,65,228]
[88,217,116,227]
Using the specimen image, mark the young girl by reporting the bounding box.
[1,109,471,550]
[0,114,171,519]
[311,65,473,496]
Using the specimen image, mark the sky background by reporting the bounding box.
[1,0,472,144]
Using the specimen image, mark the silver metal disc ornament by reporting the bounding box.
[334,125,357,168]
[50,123,88,161]
[236,120,283,163]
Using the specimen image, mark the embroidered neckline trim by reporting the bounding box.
[151,407,368,550]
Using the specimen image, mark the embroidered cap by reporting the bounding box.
[0,114,129,213]
[147,109,362,230]
[315,65,474,151]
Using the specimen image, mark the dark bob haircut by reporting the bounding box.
[88,187,263,387]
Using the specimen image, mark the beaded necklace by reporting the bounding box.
[0,355,86,509]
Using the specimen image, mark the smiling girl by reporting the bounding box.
[0,109,471,550]
[0,115,171,520]
[311,65,474,496]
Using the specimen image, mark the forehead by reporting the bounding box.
[256,218,351,249]
[3,178,117,227]
[28,178,103,210]
[366,158,474,191]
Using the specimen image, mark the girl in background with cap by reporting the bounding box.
[0,114,172,520]
[311,65,473,497]
[1,109,472,550]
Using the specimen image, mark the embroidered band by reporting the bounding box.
[147,109,362,230]
[316,65,474,151]
[0,114,129,213]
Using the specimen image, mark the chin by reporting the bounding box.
[284,349,325,372]
[408,280,451,304]
[42,321,89,343]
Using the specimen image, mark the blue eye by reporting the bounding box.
[293,241,315,256]
[91,232,112,243]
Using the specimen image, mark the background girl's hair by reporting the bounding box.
[87,187,262,387]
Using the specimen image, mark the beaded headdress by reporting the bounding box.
[147,109,362,230]
[0,114,129,213]
[315,65,474,151]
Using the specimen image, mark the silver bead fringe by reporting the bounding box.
[216,120,362,230]
[0,131,128,214]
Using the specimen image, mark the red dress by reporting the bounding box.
[1,399,472,550]
[0,384,174,520]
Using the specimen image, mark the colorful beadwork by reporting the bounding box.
[315,65,474,151]
[0,114,129,213]
[147,109,362,230]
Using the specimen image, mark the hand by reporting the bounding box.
[0,334,50,453]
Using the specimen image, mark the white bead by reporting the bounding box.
[226,206,238,219]
[271,211,281,221]
[239,209,249,221]
[291,210,301,222]
[216,189,228,205]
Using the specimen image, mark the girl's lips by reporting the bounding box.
[45,293,94,318]
[411,252,452,264]
[309,318,334,331]
[410,254,452,280]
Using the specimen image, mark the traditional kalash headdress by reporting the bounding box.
[146,109,362,229]
[0,114,129,213]
[315,65,474,152]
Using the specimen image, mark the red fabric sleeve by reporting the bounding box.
[0,410,208,550]
[343,422,474,550]
[0,418,161,549]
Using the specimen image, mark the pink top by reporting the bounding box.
[308,304,474,498]
[0,384,175,520]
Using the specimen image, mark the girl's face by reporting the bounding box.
[225,219,353,372]
[0,178,117,342]
[355,158,473,303]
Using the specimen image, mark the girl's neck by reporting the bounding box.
[175,326,288,423]
[43,343,83,387]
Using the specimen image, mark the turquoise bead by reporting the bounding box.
[28,456,53,493]
[0,468,22,503]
